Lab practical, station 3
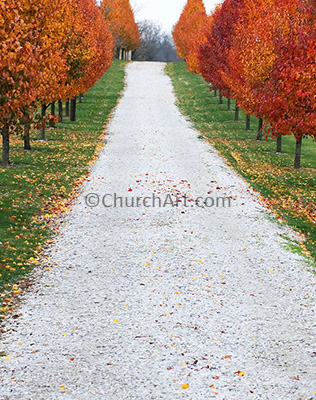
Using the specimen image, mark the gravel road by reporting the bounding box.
[1,62,316,400]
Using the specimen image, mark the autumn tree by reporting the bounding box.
[255,0,316,168]
[62,0,113,123]
[22,0,78,145]
[186,15,213,74]
[198,0,245,113]
[100,0,140,59]
[0,0,71,164]
[0,0,113,165]
[223,0,297,140]
[79,0,113,91]
[174,0,316,168]
[27,0,113,140]
[223,0,315,165]
[172,0,206,67]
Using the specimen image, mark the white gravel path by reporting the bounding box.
[1,62,316,400]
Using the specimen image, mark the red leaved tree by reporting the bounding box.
[256,0,316,168]
[198,0,245,112]
[223,0,298,140]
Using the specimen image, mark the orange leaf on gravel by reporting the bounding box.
[181,384,189,389]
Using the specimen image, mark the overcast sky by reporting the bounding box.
[130,0,221,33]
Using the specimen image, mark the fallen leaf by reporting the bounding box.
[181,383,189,389]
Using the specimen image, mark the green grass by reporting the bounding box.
[0,60,128,299]
[166,62,316,265]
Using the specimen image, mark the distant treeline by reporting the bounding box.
[133,20,182,62]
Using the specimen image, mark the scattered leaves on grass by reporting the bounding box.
[0,61,128,315]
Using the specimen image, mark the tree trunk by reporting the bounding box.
[51,102,55,115]
[40,104,46,140]
[58,100,63,122]
[219,94,223,105]
[1,125,10,166]
[276,133,282,153]
[70,97,76,121]
[227,98,231,111]
[78,94,82,104]
[65,100,69,117]
[294,136,302,169]
[257,118,263,140]
[234,105,239,121]
[24,119,31,151]
[246,114,250,130]
[214,90,217,97]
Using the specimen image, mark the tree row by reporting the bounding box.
[173,0,316,169]
[0,0,140,166]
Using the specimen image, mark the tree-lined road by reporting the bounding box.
[1,63,315,399]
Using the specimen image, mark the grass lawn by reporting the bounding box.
[166,62,316,265]
[0,60,128,303]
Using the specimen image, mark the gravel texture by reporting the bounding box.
[1,62,316,400]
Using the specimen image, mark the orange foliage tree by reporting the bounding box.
[77,0,113,93]
[0,0,113,164]
[61,0,113,124]
[0,0,71,164]
[186,15,213,73]
[100,0,140,59]
[172,0,207,70]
